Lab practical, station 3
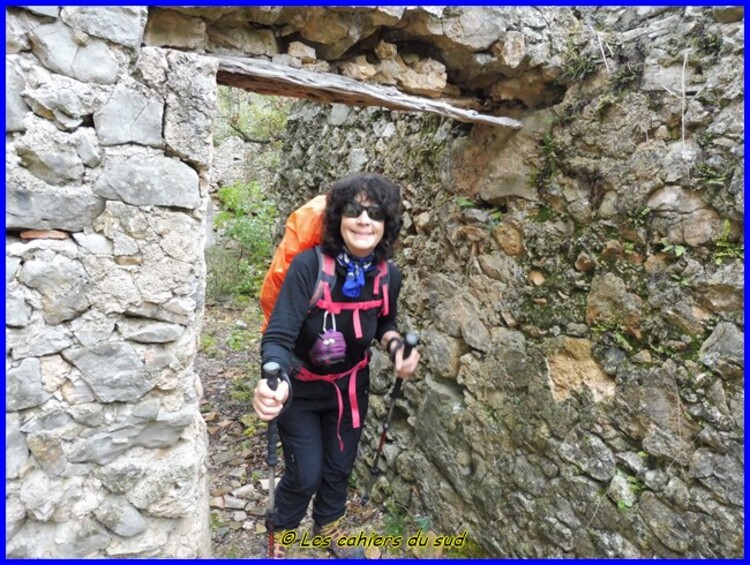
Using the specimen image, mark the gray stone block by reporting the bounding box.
[60,7,147,49]
[94,84,164,147]
[93,155,201,209]
[30,21,120,84]
[7,358,51,411]
[6,59,29,132]
[63,341,149,403]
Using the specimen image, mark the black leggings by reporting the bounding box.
[272,384,370,530]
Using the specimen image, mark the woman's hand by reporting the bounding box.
[252,378,290,421]
[393,342,420,379]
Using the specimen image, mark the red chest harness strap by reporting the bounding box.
[296,354,370,451]
[313,253,390,339]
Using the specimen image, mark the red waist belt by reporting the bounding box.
[296,354,370,451]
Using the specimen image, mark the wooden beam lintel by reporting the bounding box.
[214,55,522,130]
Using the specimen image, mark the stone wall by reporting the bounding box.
[6,7,213,557]
[267,7,744,559]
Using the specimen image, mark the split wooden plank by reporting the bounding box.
[214,55,522,130]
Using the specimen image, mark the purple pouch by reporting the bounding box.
[310,313,347,366]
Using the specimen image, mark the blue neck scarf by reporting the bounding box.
[336,249,376,298]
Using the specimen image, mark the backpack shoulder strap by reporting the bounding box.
[309,246,336,311]
[374,260,391,316]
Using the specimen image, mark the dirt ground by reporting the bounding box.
[196,299,430,559]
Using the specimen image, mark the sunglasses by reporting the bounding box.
[342,201,386,222]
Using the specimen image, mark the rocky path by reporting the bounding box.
[196,300,425,559]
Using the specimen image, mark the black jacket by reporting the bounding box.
[261,248,401,398]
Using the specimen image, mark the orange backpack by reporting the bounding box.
[259,195,326,332]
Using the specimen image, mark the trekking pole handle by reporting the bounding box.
[402,332,418,361]
[391,332,419,400]
[262,362,281,467]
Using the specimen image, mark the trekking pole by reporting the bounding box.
[362,332,418,503]
[262,362,281,558]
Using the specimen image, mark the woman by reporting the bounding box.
[253,172,420,558]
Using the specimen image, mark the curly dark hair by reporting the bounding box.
[322,172,403,262]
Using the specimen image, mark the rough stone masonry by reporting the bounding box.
[5,6,744,558]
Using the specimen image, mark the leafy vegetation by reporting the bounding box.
[713,219,744,265]
[610,62,643,92]
[660,238,687,258]
[214,86,293,148]
[207,181,278,300]
[694,163,732,190]
[560,36,599,82]
[530,132,561,190]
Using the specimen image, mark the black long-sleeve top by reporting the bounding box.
[261,248,401,399]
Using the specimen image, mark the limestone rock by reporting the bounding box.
[6,59,29,132]
[492,30,526,69]
[26,431,67,476]
[545,337,615,403]
[20,6,60,18]
[693,261,743,314]
[124,302,190,326]
[20,255,90,324]
[61,374,97,405]
[117,319,185,344]
[559,428,616,482]
[94,496,147,537]
[210,137,254,189]
[7,315,74,360]
[144,9,207,50]
[339,55,377,81]
[23,74,111,133]
[6,287,32,328]
[375,40,398,61]
[287,40,316,62]
[207,26,278,56]
[431,288,491,352]
[6,413,31,479]
[62,341,149,403]
[125,429,207,518]
[7,358,51,411]
[492,223,525,256]
[29,21,120,84]
[477,252,521,283]
[7,9,47,53]
[6,167,105,231]
[14,119,85,185]
[688,447,743,507]
[83,257,142,314]
[647,185,722,246]
[422,326,466,379]
[72,232,113,255]
[40,354,74,393]
[135,47,169,89]
[373,57,407,85]
[94,83,164,147]
[699,322,743,379]
[398,58,447,98]
[163,51,218,167]
[443,8,509,51]
[586,273,644,339]
[60,7,147,49]
[69,309,116,346]
[6,256,22,284]
[639,493,692,553]
[93,155,201,209]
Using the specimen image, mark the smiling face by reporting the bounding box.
[340,193,385,258]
